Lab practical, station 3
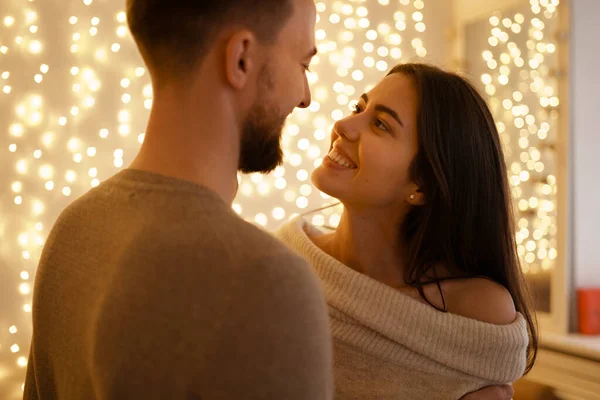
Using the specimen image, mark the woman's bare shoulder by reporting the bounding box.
[441,278,517,325]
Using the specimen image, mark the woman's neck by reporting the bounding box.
[312,208,409,288]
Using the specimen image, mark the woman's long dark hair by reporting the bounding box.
[388,63,538,372]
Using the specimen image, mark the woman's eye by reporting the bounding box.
[351,104,362,114]
[374,119,388,131]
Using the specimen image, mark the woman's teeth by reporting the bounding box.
[327,150,357,168]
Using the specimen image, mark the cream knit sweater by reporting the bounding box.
[275,217,529,400]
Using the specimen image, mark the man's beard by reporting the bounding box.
[238,66,288,174]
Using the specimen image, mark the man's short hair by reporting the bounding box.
[126,0,294,79]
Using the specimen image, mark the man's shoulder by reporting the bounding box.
[204,216,314,282]
[184,208,302,259]
[54,178,313,280]
[117,201,310,274]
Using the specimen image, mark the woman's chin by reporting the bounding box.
[311,168,346,201]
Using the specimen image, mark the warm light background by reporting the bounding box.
[0,0,560,397]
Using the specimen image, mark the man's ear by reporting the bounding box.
[224,30,258,91]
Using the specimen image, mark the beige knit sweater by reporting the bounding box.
[275,216,529,400]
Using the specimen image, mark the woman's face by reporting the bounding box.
[312,72,422,210]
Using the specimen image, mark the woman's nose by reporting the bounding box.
[333,117,360,142]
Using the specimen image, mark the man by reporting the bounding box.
[24,0,515,398]
[25,0,332,399]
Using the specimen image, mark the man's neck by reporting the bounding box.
[130,84,240,204]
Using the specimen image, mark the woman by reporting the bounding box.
[276,63,537,399]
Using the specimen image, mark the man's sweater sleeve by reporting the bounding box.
[197,252,334,400]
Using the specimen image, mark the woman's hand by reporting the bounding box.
[460,384,514,400]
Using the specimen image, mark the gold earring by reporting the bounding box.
[409,194,416,201]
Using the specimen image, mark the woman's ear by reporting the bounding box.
[407,186,425,206]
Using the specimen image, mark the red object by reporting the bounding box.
[578,288,600,335]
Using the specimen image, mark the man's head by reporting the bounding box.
[127,0,317,173]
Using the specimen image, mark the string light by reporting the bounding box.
[476,0,560,275]
[0,0,559,394]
